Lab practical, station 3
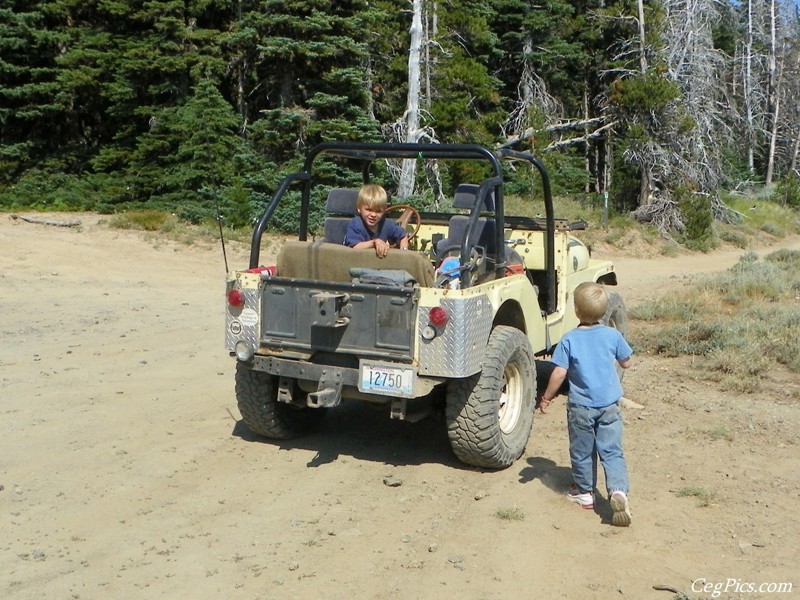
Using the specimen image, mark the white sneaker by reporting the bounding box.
[567,484,594,510]
[610,491,632,527]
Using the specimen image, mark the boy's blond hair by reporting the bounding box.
[357,184,389,211]
[573,282,608,323]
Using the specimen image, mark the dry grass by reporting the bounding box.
[675,486,717,507]
[630,250,800,391]
[106,210,253,246]
[495,506,525,521]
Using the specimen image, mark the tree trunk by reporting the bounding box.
[236,0,247,125]
[765,48,783,185]
[637,0,652,206]
[765,0,779,185]
[744,0,755,175]
[398,0,424,198]
[790,129,800,175]
[583,86,591,194]
[637,0,648,73]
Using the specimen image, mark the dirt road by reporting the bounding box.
[1,214,798,600]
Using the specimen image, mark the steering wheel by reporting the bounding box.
[385,204,421,243]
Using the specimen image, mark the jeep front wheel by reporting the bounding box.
[235,362,324,439]
[445,326,536,468]
[603,290,628,337]
[602,290,629,380]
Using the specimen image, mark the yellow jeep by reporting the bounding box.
[225,142,626,468]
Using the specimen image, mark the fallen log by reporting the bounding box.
[11,214,82,228]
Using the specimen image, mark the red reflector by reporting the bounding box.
[246,265,276,276]
[429,306,448,327]
[227,289,244,307]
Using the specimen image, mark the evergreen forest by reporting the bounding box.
[2,0,799,235]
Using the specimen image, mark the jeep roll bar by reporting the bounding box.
[248,142,557,313]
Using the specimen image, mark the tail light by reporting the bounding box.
[429,306,448,327]
[227,288,244,308]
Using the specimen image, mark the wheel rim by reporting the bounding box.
[498,362,523,434]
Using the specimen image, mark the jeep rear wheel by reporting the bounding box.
[445,326,536,469]
[235,362,324,439]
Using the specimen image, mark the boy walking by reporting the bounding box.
[540,282,633,526]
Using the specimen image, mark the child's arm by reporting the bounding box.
[351,239,377,250]
[618,356,632,369]
[349,237,390,257]
[539,366,567,414]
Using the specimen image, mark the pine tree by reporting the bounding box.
[125,77,242,221]
[231,0,382,165]
[0,2,66,184]
[488,0,616,193]
[429,0,505,146]
[88,0,229,174]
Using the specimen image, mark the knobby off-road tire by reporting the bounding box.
[235,362,324,439]
[445,326,536,469]
[602,290,628,337]
[602,289,630,381]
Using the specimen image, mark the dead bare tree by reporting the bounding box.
[502,37,561,140]
[765,0,780,184]
[397,0,425,198]
[789,44,800,175]
[765,39,784,185]
[383,0,444,204]
[606,0,742,235]
[763,0,800,184]
[660,0,732,192]
[782,8,800,175]
[735,0,773,177]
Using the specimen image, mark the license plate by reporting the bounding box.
[358,361,415,397]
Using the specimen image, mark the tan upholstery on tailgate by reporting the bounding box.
[276,241,435,287]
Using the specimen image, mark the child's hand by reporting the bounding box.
[538,396,551,414]
[374,238,389,258]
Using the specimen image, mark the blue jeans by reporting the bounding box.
[567,402,629,496]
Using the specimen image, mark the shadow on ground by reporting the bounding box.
[232,399,463,468]
[519,456,620,524]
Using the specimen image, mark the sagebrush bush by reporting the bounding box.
[716,226,749,249]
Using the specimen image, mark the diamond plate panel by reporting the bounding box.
[418,295,492,377]
[225,288,259,352]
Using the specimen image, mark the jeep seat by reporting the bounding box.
[322,188,360,245]
[435,184,497,258]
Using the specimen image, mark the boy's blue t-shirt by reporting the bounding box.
[343,215,406,247]
[550,325,633,408]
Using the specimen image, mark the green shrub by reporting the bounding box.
[773,172,800,208]
[678,189,714,251]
